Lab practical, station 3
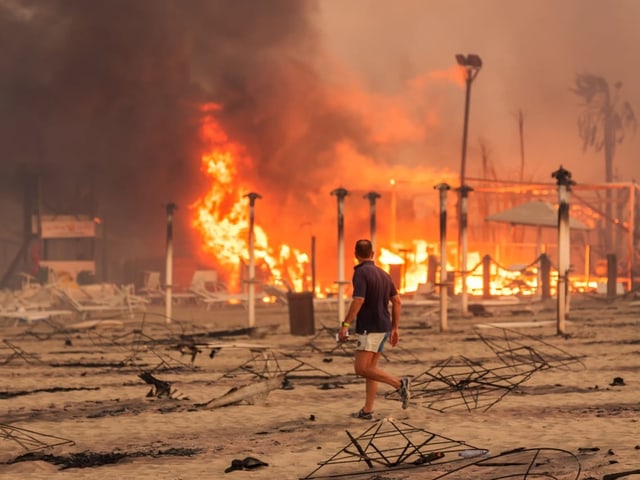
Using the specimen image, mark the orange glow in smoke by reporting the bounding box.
[190,103,554,299]
[188,64,583,301]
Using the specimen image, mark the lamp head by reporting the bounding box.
[455,53,483,69]
[466,54,482,68]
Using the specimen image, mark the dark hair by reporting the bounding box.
[355,239,373,259]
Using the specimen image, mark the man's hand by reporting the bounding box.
[338,325,350,342]
[389,327,399,347]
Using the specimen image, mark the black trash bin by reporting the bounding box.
[77,270,96,285]
[287,291,315,335]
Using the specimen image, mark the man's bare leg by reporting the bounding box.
[364,378,378,413]
[355,350,400,412]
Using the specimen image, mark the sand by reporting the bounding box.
[1,294,639,479]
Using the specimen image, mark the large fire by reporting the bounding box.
[190,102,590,301]
[190,106,526,299]
[191,104,309,294]
[191,107,442,296]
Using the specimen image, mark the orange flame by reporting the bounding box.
[192,104,249,289]
[191,104,309,292]
[191,106,549,299]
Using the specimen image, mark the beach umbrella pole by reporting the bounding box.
[364,191,381,251]
[435,183,451,332]
[552,166,574,335]
[164,202,177,324]
[331,188,349,325]
[244,192,262,328]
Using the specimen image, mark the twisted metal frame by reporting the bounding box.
[301,417,483,479]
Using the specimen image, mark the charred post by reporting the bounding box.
[539,253,551,300]
[607,253,618,298]
[363,191,381,251]
[482,254,491,299]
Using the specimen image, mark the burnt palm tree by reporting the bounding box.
[571,74,636,252]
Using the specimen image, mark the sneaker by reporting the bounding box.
[399,377,411,409]
[352,409,373,420]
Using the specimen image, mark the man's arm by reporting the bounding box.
[390,294,401,329]
[389,294,402,346]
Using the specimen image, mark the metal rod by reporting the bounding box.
[482,254,491,299]
[584,243,591,288]
[536,226,543,299]
[628,183,635,291]
[607,253,617,298]
[455,54,481,317]
[459,75,472,187]
[390,179,397,245]
[311,235,316,296]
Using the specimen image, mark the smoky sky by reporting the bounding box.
[0,0,364,258]
[1,0,639,281]
[319,0,640,183]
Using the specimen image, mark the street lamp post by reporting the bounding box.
[455,53,482,316]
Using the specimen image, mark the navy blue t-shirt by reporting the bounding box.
[352,260,398,334]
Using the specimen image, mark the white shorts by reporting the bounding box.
[356,332,390,353]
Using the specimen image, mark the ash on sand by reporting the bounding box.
[8,448,202,469]
[1,298,639,478]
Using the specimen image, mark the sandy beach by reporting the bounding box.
[1,294,639,480]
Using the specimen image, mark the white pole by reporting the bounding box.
[459,186,472,316]
[536,226,543,299]
[244,192,261,328]
[164,202,177,324]
[435,183,451,332]
[390,180,397,245]
[553,166,573,335]
[628,183,635,291]
[331,188,349,325]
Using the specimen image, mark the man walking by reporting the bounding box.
[338,239,411,419]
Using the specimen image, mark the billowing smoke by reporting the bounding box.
[0,0,351,277]
[318,0,640,183]
[3,0,637,286]
[1,1,212,256]
[0,0,452,283]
